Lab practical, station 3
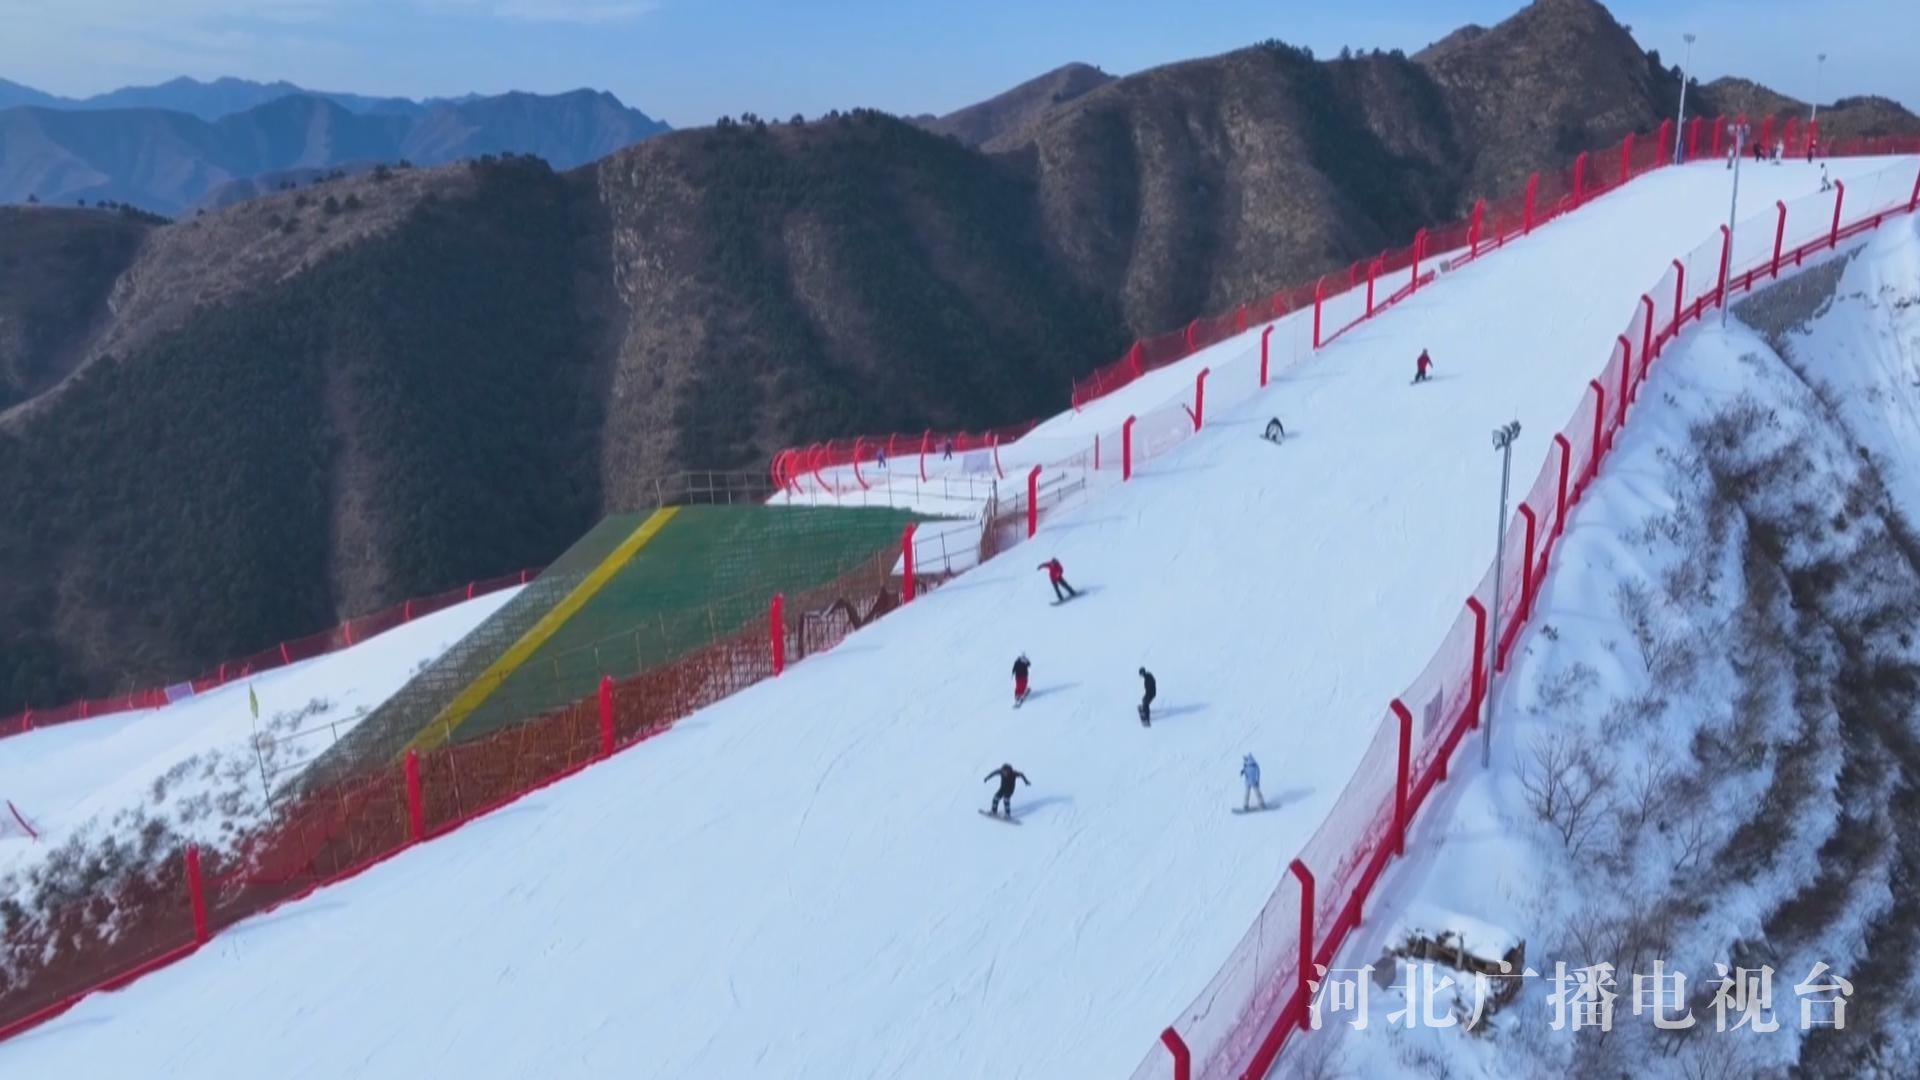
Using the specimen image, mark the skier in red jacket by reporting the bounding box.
[1012,653,1031,705]
[1414,349,1435,384]
[1037,558,1078,603]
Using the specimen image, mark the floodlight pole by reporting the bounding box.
[1675,33,1697,164]
[1722,120,1750,327]
[1485,421,1521,769]
[1812,53,1827,124]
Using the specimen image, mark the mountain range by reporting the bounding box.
[0,75,438,121]
[0,0,1916,716]
[0,80,670,214]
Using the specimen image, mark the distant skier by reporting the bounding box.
[1012,653,1031,705]
[1772,139,1785,164]
[1807,137,1817,163]
[1241,754,1266,812]
[1413,349,1435,384]
[942,437,956,461]
[1820,164,1833,192]
[875,445,888,470]
[1038,557,1078,603]
[1138,667,1157,727]
[983,763,1029,818]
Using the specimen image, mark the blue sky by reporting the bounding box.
[0,0,1910,126]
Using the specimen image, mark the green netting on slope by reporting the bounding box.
[299,514,651,788]
[453,504,923,743]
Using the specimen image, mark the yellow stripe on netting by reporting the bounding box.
[401,507,681,757]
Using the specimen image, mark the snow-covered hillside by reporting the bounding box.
[0,157,1910,1080]
[0,589,521,889]
[1311,215,1920,1079]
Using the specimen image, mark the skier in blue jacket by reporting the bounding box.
[1241,754,1265,812]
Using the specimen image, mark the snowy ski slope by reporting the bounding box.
[1,157,1908,1080]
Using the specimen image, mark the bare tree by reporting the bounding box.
[1519,730,1617,856]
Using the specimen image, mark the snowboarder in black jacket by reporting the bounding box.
[1138,667,1157,726]
[984,763,1029,817]
[1012,654,1031,704]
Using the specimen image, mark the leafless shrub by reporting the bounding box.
[1673,1032,1766,1080]
[1519,730,1617,857]
[1601,689,1668,743]
[1532,661,1599,716]
[1282,1033,1348,1080]
[1615,578,1679,676]
[1388,1034,1455,1080]
[1619,757,1678,834]
[1671,815,1712,873]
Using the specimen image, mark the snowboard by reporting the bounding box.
[979,809,1022,825]
[1232,804,1279,815]
[1013,695,1028,709]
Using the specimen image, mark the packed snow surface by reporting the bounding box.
[0,158,1909,1079]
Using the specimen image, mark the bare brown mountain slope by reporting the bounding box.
[0,207,151,410]
[985,44,1466,333]
[919,62,1114,148]
[0,164,469,427]
[1414,0,1674,194]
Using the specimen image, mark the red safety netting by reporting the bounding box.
[1129,154,1920,1080]
[770,421,1042,494]
[1065,122,1694,417]
[6,140,1914,1062]
[0,569,542,742]
[0,549,906,1041]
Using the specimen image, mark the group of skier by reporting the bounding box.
[1267,349,1435,443]
[981,556,1262,821]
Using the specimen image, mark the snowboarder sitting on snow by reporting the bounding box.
[1413,349,1435,384]
[984,763,1029,818]
[1138,667,1157,726]
[1038,557,1078,602]
[1263,417,1287,443]
[1012,653,1031,704]
[1241,754,1266,811]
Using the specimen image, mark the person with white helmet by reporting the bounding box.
[1240,754,1266,812]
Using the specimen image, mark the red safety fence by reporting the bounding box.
[1069,120,1683,416]
[0,544,916,1041]
[1128,156,1920,1080]
[5,139,1915,1057]
[769,421,1043,494]
[0,569,542,742]
[772,124,1920,505]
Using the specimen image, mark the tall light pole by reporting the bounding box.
[1722,119,1750,328]
[1484,420,1522,769]
[1811,53,1827,124]
[1675,33,1697,164]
